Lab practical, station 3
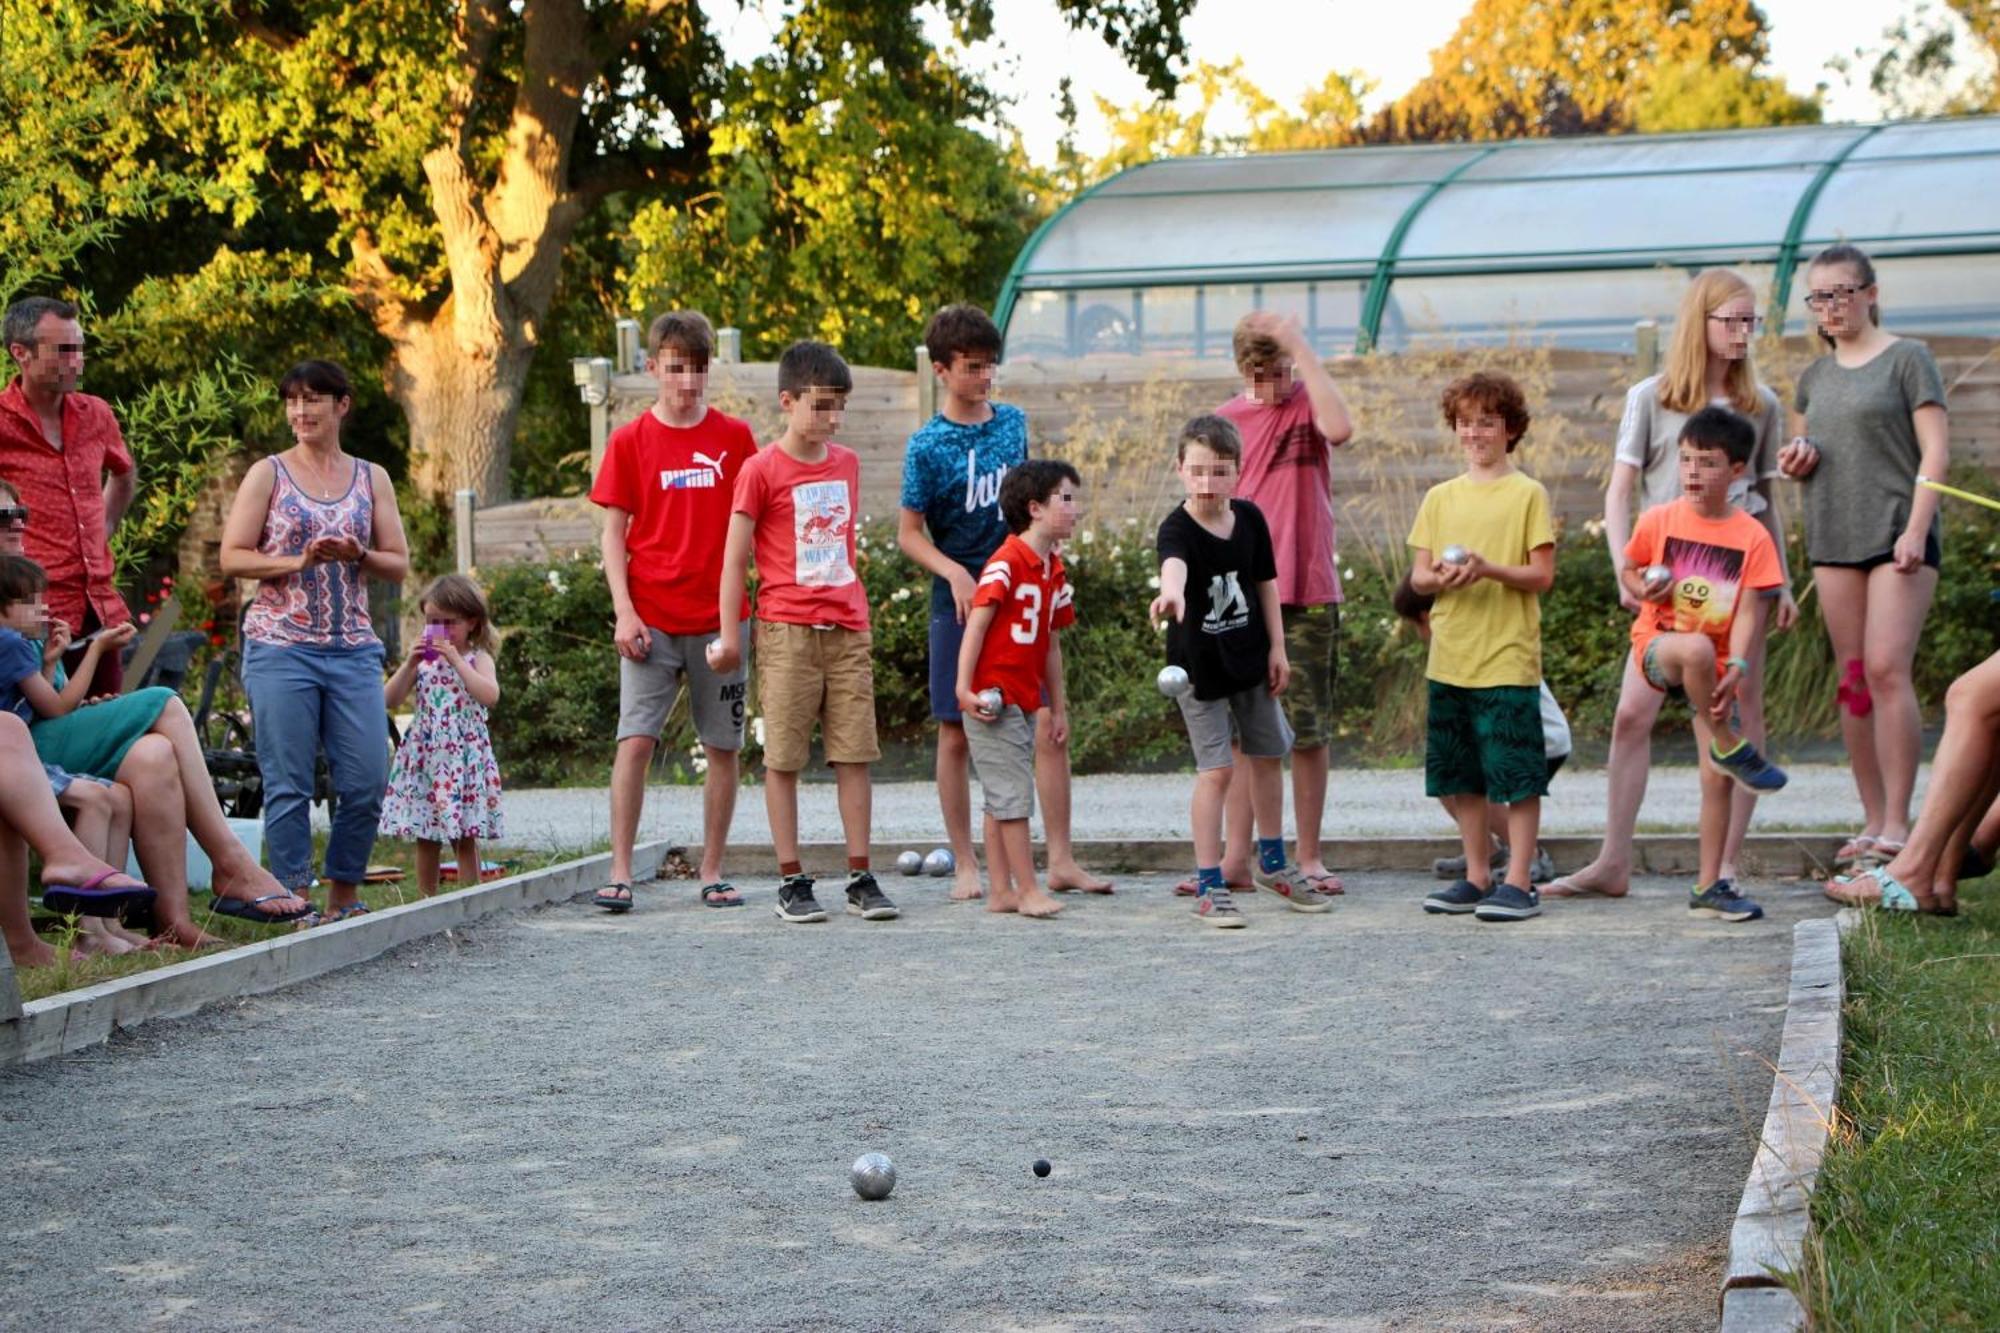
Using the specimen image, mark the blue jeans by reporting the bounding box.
[243,639,388,890]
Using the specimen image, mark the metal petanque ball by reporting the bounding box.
[895,849,923,876]
[1156,665,1191,698]
[1641,563,1673,595]
[976,687,1004,717]
[923,848,955,877]
[1440,544,1470,566]
[851,1152,897,1200]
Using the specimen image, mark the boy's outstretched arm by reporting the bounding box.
[708,513,757,674]
[954,603,999,719]
[1149,556,1190,623]
[1257,577,1290,696]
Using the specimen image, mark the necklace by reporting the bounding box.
[290,446,349,500]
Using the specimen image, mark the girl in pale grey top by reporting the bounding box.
[1554,267,1795,900]
[1777,243,1949,879]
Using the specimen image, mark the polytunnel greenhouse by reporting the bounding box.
[995,116,2000,359]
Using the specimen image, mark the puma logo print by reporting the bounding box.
[661,450,728,490]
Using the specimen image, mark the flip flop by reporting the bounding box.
[320,903,372,924]
[594,882,634,913]
[1823,866,1921,911]
[1302,871,1345,896]
[41,868,157,920]
[210,889,314,924]
[1541,875,1627,900]
[699,882,744,908]
[1832,834,1878,867]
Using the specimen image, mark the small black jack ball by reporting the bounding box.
[1033,1158,1051,1177]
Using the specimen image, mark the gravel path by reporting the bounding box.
[454,762,1882,852]
[3,871,1836,1331]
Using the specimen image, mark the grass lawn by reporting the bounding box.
[1799,885,2000,1327]
[12,834,592,1004]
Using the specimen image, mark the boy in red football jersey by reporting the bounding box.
[591,312,758,913]
[954,460,1080,919]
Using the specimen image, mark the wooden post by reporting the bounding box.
[454,489,477,573]
[1635,319,1660,378]
[717,327,741,364]
[615,318,642,373]
[915,345,935,425]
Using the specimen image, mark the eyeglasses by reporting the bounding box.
[1804,284,1868,310]
[1707,314,1763,333]
[0,506,28,527]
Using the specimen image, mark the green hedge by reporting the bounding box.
[487,497,2000,786]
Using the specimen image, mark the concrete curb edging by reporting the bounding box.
[721,832,1853,878]
[0,842,668,1069]
[1718,916,1846,1331]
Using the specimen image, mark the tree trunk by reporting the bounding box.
[386,315,537,504]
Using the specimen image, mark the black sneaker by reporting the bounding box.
[1474,882,1541,922]
[1423,879,1489,914]
[845,873,900,921]
[1690,879,1764,922]
[773,876,828,924]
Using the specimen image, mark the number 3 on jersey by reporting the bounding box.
[1009,584,1043,644]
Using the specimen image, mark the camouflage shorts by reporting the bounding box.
[1279,603,1339,749]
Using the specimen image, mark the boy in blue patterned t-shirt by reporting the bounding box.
[897,304,1111,900]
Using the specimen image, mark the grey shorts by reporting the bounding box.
[1177,686,1295,772]
[617,621,749,750]
[964,704,1036,821]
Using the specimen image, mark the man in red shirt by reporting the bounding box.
[0,298,136,695]
[591,312,758,913]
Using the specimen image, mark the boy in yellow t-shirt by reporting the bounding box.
[1407,372,1556,922]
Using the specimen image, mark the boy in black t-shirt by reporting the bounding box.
[1152,416,1338,928]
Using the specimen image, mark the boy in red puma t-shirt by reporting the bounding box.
[591,311,757,913]
[955,460,1079,920]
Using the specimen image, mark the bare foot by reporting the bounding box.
[1016,886,1064,918]
[1541,865,1629,899]
[149,921,226,951]
[8,936,59,968]
[41,860,148,894]
[950,867,984,901]
[1047,862,1114,894]
[73,920,139,957]
[987,885,1019,914]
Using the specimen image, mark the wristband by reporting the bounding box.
[1724,656,1749,672]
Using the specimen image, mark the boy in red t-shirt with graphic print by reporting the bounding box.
[591,312,758,914]
[1622,406,1789,923]
[712,342,897,926]
[954,460,1080,919]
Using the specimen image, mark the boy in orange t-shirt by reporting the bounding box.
[1623,406,1788,922]
[955,460,1080,920]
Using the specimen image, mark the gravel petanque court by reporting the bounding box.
[3,871,1837,1331]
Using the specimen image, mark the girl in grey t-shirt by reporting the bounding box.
[1555,267,1794,900]
[1777,243,1950,879]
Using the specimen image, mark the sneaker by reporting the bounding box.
[1194,888,1247,928]
[1711,739,1789,792]
[845,873,900,921]
[1254,863,1336,913]
[1423,879,1490,914]
[1690,879,1765,922]
[773,876,829,924]
[1473,882,1542,922]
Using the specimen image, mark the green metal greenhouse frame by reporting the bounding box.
[993,117,2000,358]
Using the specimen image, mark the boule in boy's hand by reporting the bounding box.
[706,639,740,674]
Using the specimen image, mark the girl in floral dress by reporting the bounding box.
[381,575,503,895]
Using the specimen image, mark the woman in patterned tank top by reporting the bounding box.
[221,360,409,921]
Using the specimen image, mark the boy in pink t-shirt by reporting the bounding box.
[713,341,896,926]
[1209,312,1354,896]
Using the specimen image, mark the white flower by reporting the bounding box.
[1343,568,1355,581]
[1146,574,1161,589]
[891,587,913,602]
[1583,516,1606,539]
[545,569,568,594]
[688,743,709,775]
[752,716,766,746]
[1078,529,1095,545]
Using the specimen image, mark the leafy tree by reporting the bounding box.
[1084,60,1370,184]
[1366,0,1810,142]
[1631,59,1822,133]
[1836,0,2000,116]
[131,0,1194,503]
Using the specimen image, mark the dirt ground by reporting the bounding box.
[1,870,1834,1331]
